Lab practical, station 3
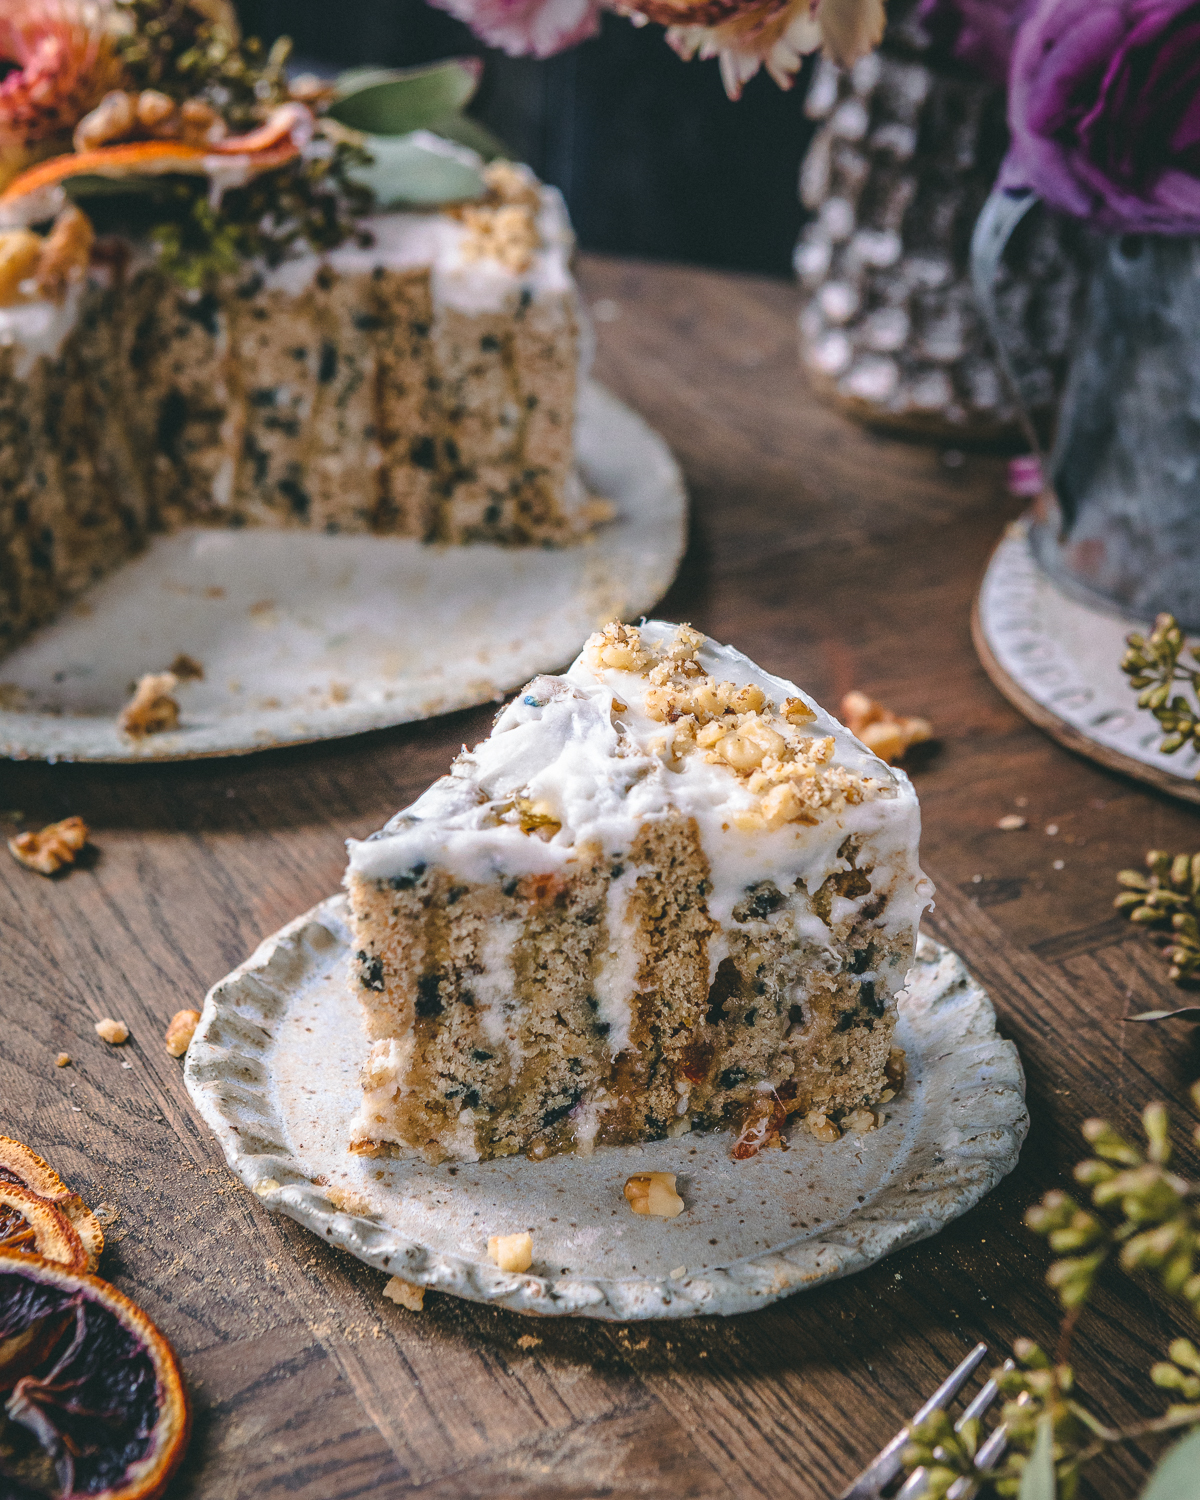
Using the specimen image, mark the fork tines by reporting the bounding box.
[838,1343,993,1500]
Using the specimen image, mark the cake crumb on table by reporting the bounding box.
[94,1018,129,1045]
[383,1276,425,1311]
[624,1172,685,1218]
[517,1334,541,1349]
[118,673,180,738]
[488,1232,534,1272]
[996,814,1027,830]
[8,816,89,875]
[164,1010,200,1057]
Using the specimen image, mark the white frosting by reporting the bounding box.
[0,283,85,379]
[347,622,933,954]
[590,864,641,1056]
[471,917,526,1074]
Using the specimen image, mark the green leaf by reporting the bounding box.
[1018,1416,1057,1500]
[428,112,509,162]
[343,133,485,208]
[1140,1426,1200,1500]
[328,60,481,136]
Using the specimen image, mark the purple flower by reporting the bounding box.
[428,0,604,57]
[999,0,1200,233]
[915,0,1032,84]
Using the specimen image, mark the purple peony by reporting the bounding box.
[999,0,1200,233]
[915,0,1032,84]
[428,0,603,58]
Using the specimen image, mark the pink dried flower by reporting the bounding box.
[0,0,124,180]
[428,0,604,58]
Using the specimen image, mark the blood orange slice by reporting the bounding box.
[0,1139,103,1273]
[0,1185,88,1273]
[0,1249,191,1499]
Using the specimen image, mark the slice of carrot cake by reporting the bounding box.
[344,620,933,1162]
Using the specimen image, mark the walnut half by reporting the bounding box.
[8,816,89,875]
[623,1171,685,1217]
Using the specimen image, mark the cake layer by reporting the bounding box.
[345,621,933,1163]
[0,176,582,659]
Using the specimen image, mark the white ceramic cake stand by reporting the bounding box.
[974,517,1200,806]
[0,380,686,763]
[184,896,1028,1321]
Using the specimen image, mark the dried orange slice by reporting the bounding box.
[0,1185,88,1274]
[0,1249,191,1498]
[0,1138,103,1273]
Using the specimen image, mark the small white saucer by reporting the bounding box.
[185,897,1028,1321]
[974,517,1200,805]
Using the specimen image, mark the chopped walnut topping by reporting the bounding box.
[8,816,89,875]
[34,207,94,303]
[488,1231,534,1272]
[585,621,652,673]
[383,1275,425,1311]
[0,230,43,308]
[804,1109,841,1143]
[841,690,932,765]
[623,1171,685,1217]
[484,160,542,209]
[460,202,539,274]
[118,672,180,738]
[326,1186,373,1215]
[94,1018,129,1045]
[164,1010,200,1058]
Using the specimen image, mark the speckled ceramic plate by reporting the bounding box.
[974,517,1200,805]
[184,897,1028,1320]
[0,381,686,763]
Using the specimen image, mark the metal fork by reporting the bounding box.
[838,1343,1013,1500]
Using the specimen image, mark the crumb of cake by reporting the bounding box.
[517,1333,541,1349]
[326,1186,373,1215]
[94,1018,129,1045]
[35,206,94,303]
[623,1172,685,1217]
[731,1097,787,1159]
[169,654,204,681]
[0,229,44,307]
[56,1053,71,1068]
[164,1010,200,1057]
[118,673,180,738]
[843,1107,878,1134]
[8,815,89,875]
[885,1047,907,1093]
[488,1231,534,1272]
[996,814,1027,831]
[383,1275,425,1311]
[804,1109,841,1143]
[841,690,933,765]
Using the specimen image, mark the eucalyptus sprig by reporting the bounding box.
[900,1085,1200,1498]
[1121,613,1200,776]
[1114,851,1200,984]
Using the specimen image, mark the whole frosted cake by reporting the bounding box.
[345,621,933,1163]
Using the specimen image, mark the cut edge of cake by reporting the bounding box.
[343,619,934,1165]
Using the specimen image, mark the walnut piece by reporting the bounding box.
[843,1107,879,1134]
[118,672,180,738]
[94,1018,129,1045]
[55,1053,71,1068]
[383,1275,425,1311]
[585,621,652,674]
[804,1109,841,1143]
[0,230,43,308]
[74,89,137,151]
[35,206,94,303]
[168,653,204,681]
[840,689,933,765]
[623,1172,685,1217]
[8,816,89,875]
[164,1009,200,1057]
[488,1231,534,1271]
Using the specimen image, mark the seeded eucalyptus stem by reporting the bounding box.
[901,1085,1200,1497]
[1121,613,1200,775]
[1114,849,1200,983]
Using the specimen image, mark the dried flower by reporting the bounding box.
[429,0,603,58]
[1114,849,1200,983]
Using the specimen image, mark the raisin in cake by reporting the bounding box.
[0,162,584,661]
[344,620,933,1163]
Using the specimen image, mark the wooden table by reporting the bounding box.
[4,254,1198,1500]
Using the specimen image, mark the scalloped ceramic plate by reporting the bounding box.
[185,897,1028,1320]
[0,380,686,763]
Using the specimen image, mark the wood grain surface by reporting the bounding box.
[3,254,1200,1500]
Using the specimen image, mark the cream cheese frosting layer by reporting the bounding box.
[346,620,934,943]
